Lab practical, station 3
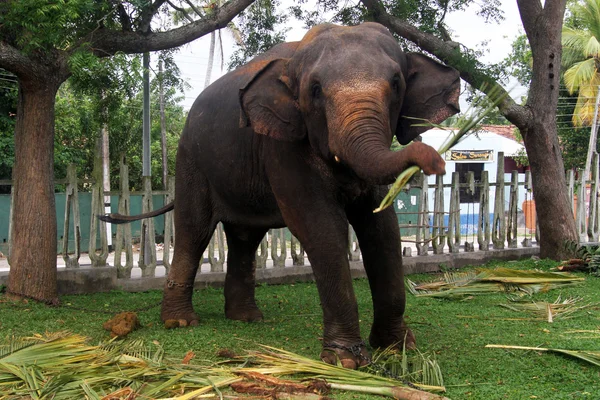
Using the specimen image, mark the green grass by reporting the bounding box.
[1,258,600,399]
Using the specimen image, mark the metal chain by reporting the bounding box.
[323,340,419,389]
[166,279,194,289]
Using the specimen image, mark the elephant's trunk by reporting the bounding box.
[329,94,414,185]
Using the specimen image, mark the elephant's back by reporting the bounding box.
[175,42,300,226]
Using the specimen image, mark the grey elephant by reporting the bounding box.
[103,22,460,368]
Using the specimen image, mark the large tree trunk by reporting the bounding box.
[517,0,576,259]
[7,80,60,304]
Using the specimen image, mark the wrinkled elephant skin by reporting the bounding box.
[163,22,460,368]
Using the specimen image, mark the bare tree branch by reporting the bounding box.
[516,0,543,42]
[360,0,531,128]
[88,0,254,55]
[167,0,195,22]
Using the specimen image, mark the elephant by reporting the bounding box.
[103,22,460,369]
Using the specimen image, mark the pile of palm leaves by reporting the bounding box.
[558,241,600,275]
[0,332,448,400]
[407,268,584,299]
[499,296,593,322]
[486,344,600,368]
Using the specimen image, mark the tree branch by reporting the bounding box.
[88,0,255,55]
[360,0,532,128]
[516,0,542,42]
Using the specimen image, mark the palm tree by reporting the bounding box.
[562,0,600,182]
[562,0,600,128]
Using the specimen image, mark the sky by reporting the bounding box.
[173,1,526,110]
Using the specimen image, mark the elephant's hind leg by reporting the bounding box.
[161,205,217,327]
[223,224,267,322]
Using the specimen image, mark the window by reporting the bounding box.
[455,163,484,203]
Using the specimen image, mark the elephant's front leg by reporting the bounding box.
[347,190,415,350]
[277,198,369,369]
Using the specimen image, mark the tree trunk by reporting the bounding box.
[205,31,216,89]
[7,80,60,303]
[516,0,576,260]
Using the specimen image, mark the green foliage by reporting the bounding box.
[502,34,532,87]
[0,0,109,53]
[228,0,288,69]
[0,70,17,193]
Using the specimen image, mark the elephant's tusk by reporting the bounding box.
[334,156,341,163]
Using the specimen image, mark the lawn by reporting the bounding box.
[1,258,599,399]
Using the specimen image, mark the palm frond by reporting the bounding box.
[563,58,598,94]
[486,344,600,368]
[407,268,583,299]
[237,344,449,399]
[500,296,593,322]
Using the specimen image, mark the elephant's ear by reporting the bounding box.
[239,58,305,141]
[396,53,461,145]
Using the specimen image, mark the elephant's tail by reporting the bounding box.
[98,202,175,224]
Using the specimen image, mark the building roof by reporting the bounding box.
[420,125,524,157]
[479,125,520,142]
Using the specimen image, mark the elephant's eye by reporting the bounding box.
[392,75,401,94]
[311,83,322,99]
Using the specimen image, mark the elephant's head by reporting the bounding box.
[240,22,460,184]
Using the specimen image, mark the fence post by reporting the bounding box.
[114,156,133,278]
[270,228,286,268]
[492,152,506,249]
[290,234,305,266]
[416,174,430,256]
[576,168,587,242]
[448,172,460,253]
[522,170,534,247]
[567,169,575,214]
[348,225,361,261]
[432,174,445,254]
[588,153,600,242]
[255,234,268,269]
[163,175,176,274]
[62,164,81,268]
[89,142,109,267]
[138,176,157,277]
[464,171,475,252]
[507,170,519,248]
[208,223,225,273]
[478,171,490,250]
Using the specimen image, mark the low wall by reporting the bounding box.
[0,246,540,295]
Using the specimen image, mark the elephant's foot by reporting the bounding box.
[320,340,371,370]
[161,284,199,328]
[369,319,416,350]
[225,302,264,322]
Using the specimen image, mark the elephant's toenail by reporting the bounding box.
[178,319,188,327]
[341,359,358,369]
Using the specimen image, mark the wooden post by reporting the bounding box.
[7,185,13,265]
[576,168,587,242]
[432,174,445,254]
[114,155,133,278]
[348,225,361,261]
[270,228,286,268]
[138,176,157,277]
[89,140,109,267]
[448,172,461,253]
[208,223,225,273]
[588,153,600,242]
[507,170,519,248]
[416,174,430,256]
[522,170,534,247]
[255,235,268,269]
[478,171,490,250]
[492,152,506,250]
[62,164,81,268]
[290,234,305,266]
[163,175,176,274]
[464,171,475,252]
